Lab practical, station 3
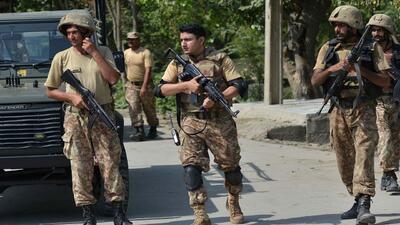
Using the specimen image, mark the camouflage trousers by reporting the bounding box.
[376,96,400,172]
[125,82,159,127]
[182,113,243,205]
[62,105,125,206]
[329,102,377,197]
[180,113,241,172]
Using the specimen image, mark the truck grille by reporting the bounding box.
[0,103,63,150]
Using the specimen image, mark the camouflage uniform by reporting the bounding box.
[180,113,241,173]
[329,104,378,196]
[44,11,126,210]
[161,47,244,224]
[315,39,389,197]
[367,14,400,191]
[124,37,159,139]
[45,11,129,225]
[376,96,400,172]
[124,81,158,127]
[313,5,391,223]
[63,105,125,206]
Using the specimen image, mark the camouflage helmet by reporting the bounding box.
[328,5,364,30]
[57,11,96,36]
[367,14,396,34]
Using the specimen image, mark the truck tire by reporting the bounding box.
[94,111,130,216]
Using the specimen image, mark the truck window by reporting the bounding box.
[0,22,70,63]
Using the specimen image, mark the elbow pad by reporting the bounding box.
[228,78,248,97]
[154,79,168,98]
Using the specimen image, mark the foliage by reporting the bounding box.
[113,81,128,109]
[152,71,176,114]
[7,0,265,110]
[135,0,265,102]
[314,0,400,54]
[12,0,89,11]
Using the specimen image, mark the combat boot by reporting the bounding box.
[356,195,376,225]
[129,125,145,141]
[112,201,132,225]
[340,196,359,219]
[191,204,211,225]
[82,205,96,225]
[146,126,158,139]
[226,193,244,224]
[381,170,399,192]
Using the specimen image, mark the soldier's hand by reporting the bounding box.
[202,97,215,110]
[185,75,202,94]
[70,94,88,110]
[140,86,147,97]
[327,62,344,74]
[82,37,97,55]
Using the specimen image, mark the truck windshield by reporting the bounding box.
[0,21,70,65]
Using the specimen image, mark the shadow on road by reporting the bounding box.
[122,124,167,143]
[135,213,273,225]
[265,213,342,224]
[375,213,400,225]
[0,184,80,225]
[127,164,258,221]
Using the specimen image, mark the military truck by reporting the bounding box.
[0,9,129,215]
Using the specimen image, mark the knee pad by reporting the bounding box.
[224,166,242,186]
[183,165,203,191]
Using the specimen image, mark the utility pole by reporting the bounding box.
[264,0,282,104]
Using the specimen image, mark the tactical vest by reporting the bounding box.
[323,38,382,100]
[391,44,400,75]
[177,48,230,113]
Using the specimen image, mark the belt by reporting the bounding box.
[130,81,143,86]
[185,111,220,120]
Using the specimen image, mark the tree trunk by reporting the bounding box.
[283,0,331,99]
[106,0,122,50]
[128,0,138,32]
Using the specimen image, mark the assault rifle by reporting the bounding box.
[316,25,371,115]
[61,69,118,132]
[165,48,239,117]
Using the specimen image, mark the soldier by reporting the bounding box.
[154,24,247,224]
[367,14,400,192]
[311,5,391,225]
[124,31,159,141]
[44,11,130,225]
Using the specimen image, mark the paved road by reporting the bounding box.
[0,123,400,225]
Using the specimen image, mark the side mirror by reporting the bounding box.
[112,51,125,73]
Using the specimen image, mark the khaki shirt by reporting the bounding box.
[162,48,241,83]
[314,41,390,71]
[44,46,117,105]
[314,40,390,98]
[124,47,153,82]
